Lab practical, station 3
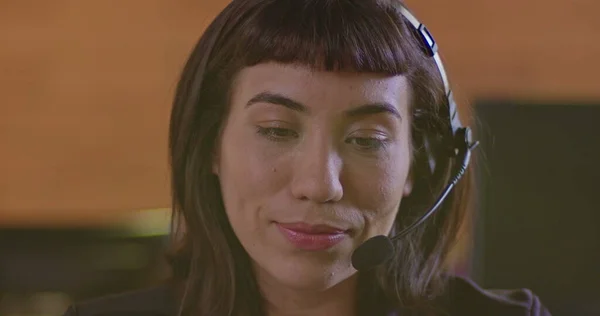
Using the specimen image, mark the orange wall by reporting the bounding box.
[1,0,598,226]
[407,0,600,101]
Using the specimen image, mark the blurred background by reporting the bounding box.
[0,0,598,315]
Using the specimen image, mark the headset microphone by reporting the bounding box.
[350,4,479,271]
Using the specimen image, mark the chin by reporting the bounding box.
[264,256,356,291]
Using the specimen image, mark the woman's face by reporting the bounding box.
[214,62,413,290]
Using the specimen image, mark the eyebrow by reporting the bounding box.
[245,92,402,120]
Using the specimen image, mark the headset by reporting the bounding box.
[350,4,480,270]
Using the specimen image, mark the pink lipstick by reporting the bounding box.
[276,222,348,251]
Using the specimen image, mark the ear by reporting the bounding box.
[212,127,226,176]
[212,143,221,176]
[212,158,220,175]
[403,166,414,197]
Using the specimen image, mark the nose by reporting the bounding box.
[290,140,344,203]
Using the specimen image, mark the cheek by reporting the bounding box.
[348,152,411,236]
[217,130,288,239]
[354,168,408,213]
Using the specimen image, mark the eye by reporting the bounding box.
[256,126,299,142]
[346,135,390,152]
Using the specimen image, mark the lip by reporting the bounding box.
[276,222,348,251]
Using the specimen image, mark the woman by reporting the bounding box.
[64,0,551,315]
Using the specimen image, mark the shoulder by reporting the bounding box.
[437,276,552,316]
[62,284,175,316]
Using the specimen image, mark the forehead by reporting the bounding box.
[231,63,410,108]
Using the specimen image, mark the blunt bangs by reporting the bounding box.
[221,0,424,75]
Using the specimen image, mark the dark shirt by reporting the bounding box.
[62,276,552,316]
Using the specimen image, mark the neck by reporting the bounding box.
[257,271,359,316]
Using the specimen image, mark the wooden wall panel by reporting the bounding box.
[1,0,598,225]
[405,0,600,102]
[0,0,220,225]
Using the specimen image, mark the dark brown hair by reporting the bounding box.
[167,0,474,315]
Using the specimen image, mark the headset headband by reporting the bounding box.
[398,5,470,147]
